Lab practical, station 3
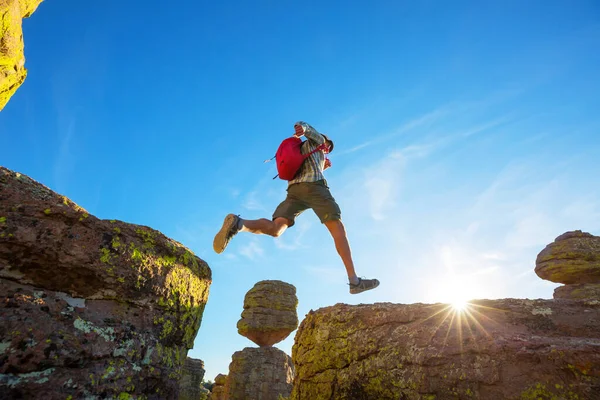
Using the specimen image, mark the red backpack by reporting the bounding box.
[269,136,328,180]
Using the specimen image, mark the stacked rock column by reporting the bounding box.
[535,230,600,300]
[224,280,298,400]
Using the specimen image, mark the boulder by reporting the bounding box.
[0,0,43,110]
[554,283,600,300]
[535,230,600,284]
[226,347,294,400]
[209,374,227,400]
[0,167,212,399]
[237,280,298,347]
[179,357,206,400]
[291,300,600,400]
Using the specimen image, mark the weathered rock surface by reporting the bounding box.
[179,357,206,400]
[226,347,294,400]
[291,300,600,400]
[554,283,600,300]
[0,167,212,399]
[209,373,227,400]
[237,280,298,347]
[0,0,43,110]
[535,230,600,284]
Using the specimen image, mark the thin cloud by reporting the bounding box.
[238,239,264,260]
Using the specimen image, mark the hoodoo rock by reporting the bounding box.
[0,0,44,110]
[237,280,298,347]
[0,167,211,399]
[536,230,600,300]
[209,373,227,400]
[291,300,600,400]
[226,347,294,400]
[179,357,207,400]
[535,230,600,285]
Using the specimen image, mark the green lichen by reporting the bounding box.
[136,227,155,248]
[519,382,581,399]
[73,317,115,342]
[0,216,6,224]
[43,208,51,215]
[100,248,112,264]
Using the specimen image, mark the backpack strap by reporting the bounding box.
[305,143,329,158]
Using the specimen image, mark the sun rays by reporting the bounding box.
[418,300,506,353]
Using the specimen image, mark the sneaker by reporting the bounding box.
[349,277,380,295]
[213,214,240,254]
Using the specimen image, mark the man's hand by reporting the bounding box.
[294,123,305,137]
[324,158,332,170]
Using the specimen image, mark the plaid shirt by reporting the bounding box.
[288,121,328,186]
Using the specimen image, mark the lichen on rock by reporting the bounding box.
[291,300,600,399]
[237,280,298,347]
[0,166,212,399]
[0,0,44,110]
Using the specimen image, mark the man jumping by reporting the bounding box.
[213,121,380,295]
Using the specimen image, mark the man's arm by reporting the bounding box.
[294,121,325,145]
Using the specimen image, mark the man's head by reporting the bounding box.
[322,134,334,154]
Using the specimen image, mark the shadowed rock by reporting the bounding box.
[291,300,600,400]
[237,280,298,347]
[0,167,212,399]
[179,357,207,400]
[226,347,294,400]
[0,0,43,110]
[209,373,228,400]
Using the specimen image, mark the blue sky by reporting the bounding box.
[2,0,600,383]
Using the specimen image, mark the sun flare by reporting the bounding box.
[451,298,469,312]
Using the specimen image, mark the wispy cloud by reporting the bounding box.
[238,239,264,260]
[336,104,452,156]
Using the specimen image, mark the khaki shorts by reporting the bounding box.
[272,180,341,227]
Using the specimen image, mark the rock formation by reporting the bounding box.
[536,230,600,300]
[208,373,227,400]
[227,347,294,400]
[237,280,298,347]
[0,167,212,399]
[290,230,600,400]
[219,280,296,400]
[0,0,43,110]
[179,357,207,400]
[291,300,600,399]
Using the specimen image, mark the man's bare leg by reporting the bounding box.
[240,217,290,237]
[324,219,380,294]
[324,219,358,282]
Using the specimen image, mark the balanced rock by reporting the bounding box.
[291,301,600,400]
[179,357,206,400]
[535,230,600,284]
[237,280,298,347]
[226,347,294,400]
[0,0,43,110]
[209,374,228,400]
[0,167,212,399]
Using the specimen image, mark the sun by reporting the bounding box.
[450,298,469,312]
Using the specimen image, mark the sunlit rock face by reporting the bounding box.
[208,373,228,400]
[237,280,298,347]
[0,167,212,399]
[535,230,600,285]
[536,230,600,300]
[291,301,600,400]
[0,0,43,110]
[179,357,207,400]
[226,347,294,400]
